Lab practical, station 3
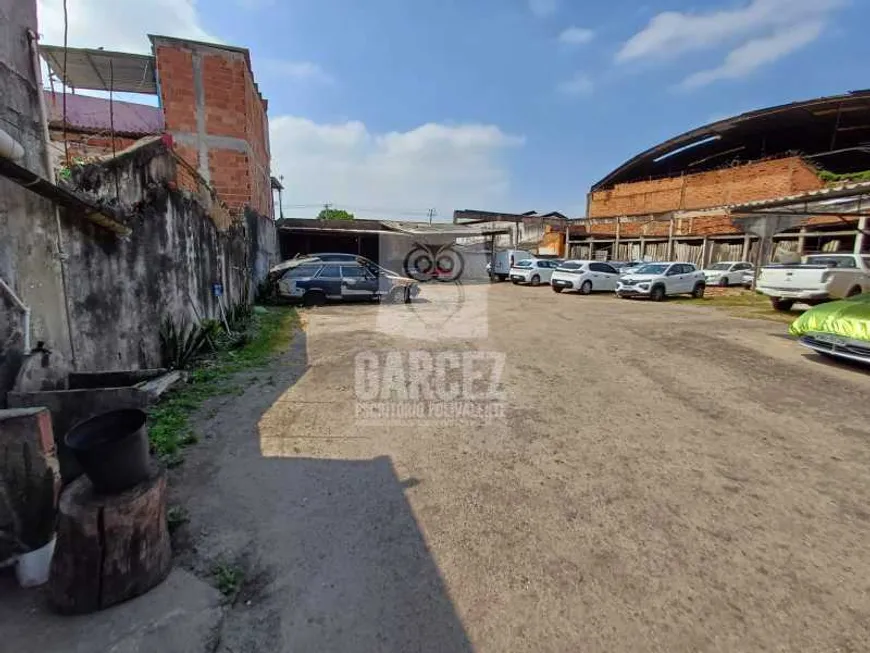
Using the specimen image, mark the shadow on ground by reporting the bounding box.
[168,314,474,653]
[0,311,474,653]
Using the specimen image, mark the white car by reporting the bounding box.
[620,261,647,275]
[616,262,706,301]
[757,253,870,311]
[702,261,754,287]
[551,260,622,294]
[489,249,533,281]
[509,259,560,286]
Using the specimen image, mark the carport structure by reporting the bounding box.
[729,181,870,283]
[276,218,510,280]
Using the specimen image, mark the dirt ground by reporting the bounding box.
[158,281,870,653]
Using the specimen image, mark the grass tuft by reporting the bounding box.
[674,290,802,324]
[148,306,298,462]
[166,505,189,532]
[213,562,244,598]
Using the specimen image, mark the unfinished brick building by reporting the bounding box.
[569,91,870,265]
[39,35,275,220]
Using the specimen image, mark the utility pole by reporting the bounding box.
[322,203,332,219]
[427,208,437,225]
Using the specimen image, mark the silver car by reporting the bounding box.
[702,261,754,287]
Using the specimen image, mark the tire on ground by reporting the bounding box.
[770,297,795,311]
[303,290,326,307]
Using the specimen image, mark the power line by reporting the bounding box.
[280,202,439,218]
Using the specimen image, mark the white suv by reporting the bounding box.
[616,262,706,301]
[551,260,621,294]
[509,259,560,286]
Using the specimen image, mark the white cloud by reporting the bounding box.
[682,21,824,88]
[37,0,217,53]
[258,60,334,85]
[528,0,558,18]
[615,0,844,86]
[558,26,595,46]
[269,117,524,218]
[557,73,593,97]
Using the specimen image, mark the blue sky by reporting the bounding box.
[38,0,869,219]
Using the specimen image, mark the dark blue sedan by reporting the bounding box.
[274,257,420,306]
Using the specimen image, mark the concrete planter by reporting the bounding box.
[8,369,180,483]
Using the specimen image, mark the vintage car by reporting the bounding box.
[269,256,420,306]
[789,293,870,364]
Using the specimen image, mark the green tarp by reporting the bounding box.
[789,294,870,342]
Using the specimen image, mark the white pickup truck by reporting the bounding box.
[756,253,870,311]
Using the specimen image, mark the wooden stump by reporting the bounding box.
[48,462,172,614]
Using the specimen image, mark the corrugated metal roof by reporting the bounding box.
[381,221,511,236]
[40,45,157,94]
[278,217,387,232]
[592,90,870,191]
[276,217,511,237]
[728,181,870,213]
[44,91,163,134]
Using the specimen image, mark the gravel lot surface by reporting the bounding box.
[173,282,870,652]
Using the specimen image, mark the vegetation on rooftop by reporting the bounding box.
[818,169,870,185]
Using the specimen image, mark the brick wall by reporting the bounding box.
[572,212,852,239]
[48,128,139,165]
[577,214,742,238]
[153,37,271,218]
[155,46,196,133]
[209,149,250,211]
[588,156,825,218]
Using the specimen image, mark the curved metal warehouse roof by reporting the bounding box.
[592,90,870,191]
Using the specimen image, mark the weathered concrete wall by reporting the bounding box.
[0,2,73,403]
[63,139,250,371]
[246,209,278,287]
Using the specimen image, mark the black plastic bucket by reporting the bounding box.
[64,409,151,494]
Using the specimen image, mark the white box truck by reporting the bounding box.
[487,249,532,281]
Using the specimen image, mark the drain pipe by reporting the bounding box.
[0,127,25,162]
[27,30,56,184]
[0,278,31,353]
[26,28,78,368]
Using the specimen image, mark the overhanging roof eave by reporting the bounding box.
[40,44,157,94]
[591,90,870,192]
